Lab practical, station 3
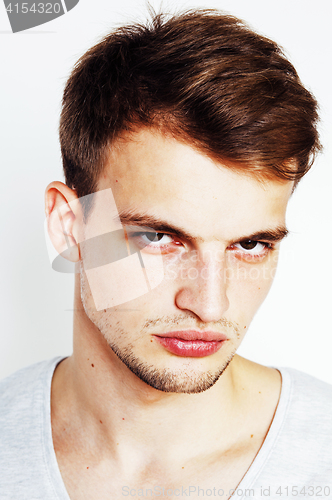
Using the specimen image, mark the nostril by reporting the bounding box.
[174,279,230,324]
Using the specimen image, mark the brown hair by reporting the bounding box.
[60,9,321,201]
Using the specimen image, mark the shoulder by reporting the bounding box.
[274,367,332,475]
[0,357,64,416]
[252,368,332,487]
[0,356,65,442]
[281,366,332,416]
[0,357,53,394]
[0,357,66,498]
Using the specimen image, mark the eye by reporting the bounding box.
[232,240,270,256]
[126,229,181,254]
[139,232,174,246]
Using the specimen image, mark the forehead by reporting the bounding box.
[97,129,293,241]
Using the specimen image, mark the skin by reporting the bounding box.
[46,128,294,499]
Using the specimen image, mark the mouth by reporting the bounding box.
[153,330,228,357]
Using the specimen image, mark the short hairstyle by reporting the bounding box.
[60,9,321,201]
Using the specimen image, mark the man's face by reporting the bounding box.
[79,128,293,393]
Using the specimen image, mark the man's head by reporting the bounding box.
[48,9,321,394]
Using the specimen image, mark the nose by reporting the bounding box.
[174,250,230,323]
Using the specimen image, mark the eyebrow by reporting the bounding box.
[237,228,289,243]
[115,209,289,244]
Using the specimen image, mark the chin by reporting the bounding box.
[108,341,236,394]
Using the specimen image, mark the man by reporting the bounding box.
[1,8,331,500]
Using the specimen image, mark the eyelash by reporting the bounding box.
[128,231,274,260]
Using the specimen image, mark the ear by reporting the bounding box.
[45,181,82,263]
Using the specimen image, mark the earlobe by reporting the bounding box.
[45,181,81,263]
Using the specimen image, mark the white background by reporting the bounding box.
[0,0,331,382]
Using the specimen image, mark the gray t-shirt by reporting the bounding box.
[0,356,332,499]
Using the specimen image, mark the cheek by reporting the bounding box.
[80,266,159,338]
[226,255,278,320]
[80,270,110,331]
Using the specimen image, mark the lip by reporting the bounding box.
[154,330,228,342]
[153,330,228,357]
